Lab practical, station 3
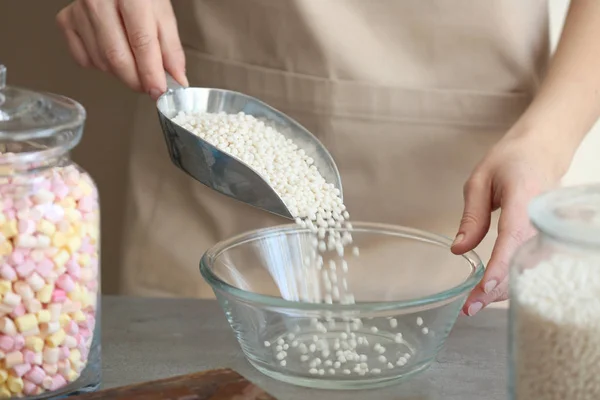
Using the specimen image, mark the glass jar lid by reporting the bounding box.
[529,184,600,248]
[0,64,85,142]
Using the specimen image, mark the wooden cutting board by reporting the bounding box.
[69,368,277,400]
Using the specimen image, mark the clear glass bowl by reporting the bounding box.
[200,222,483,389]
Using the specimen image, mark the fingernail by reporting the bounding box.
[484,280,497,294]
[467,302,483,316]
[182,76,189,87]
[149,88,162,100]
[452,233,464,247]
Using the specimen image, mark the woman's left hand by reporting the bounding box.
[451,131,572,316]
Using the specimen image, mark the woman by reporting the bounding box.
[56,0,600,315]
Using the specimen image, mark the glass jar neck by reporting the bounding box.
[537,229,600,255]
[0,147,73,177]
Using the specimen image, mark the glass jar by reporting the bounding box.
[0,65,100,398]
[509,184,600,400]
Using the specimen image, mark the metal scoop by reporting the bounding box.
[156,73,343,220]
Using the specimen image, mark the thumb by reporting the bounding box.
[452,175,492,255]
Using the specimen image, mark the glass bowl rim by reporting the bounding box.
[199,222,484,312]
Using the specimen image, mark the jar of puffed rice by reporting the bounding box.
[509,184,600,400]
[0,65,100,398]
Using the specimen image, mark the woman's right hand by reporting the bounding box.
[56,0,188,99]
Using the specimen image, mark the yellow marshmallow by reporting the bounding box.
[36,284,54,303]
[59,198,76,209]
[0,281,11,296]
[66,236,82,254]
[52,232,68,248]
[71,223,83,236]
[37,310,51,324]
[0,242,12,258]
[0,214,5,226]
[53,250,70,269]
[0,385,10,398]
[0,220,17,238]
[72,310,86,323]
[88,227,99,241]
[67,369,80,382]
[59,313,71,327]
[78,254,91,268]
[80,291,92,309]
[37,219,56,236]
[67,284,82,303]
[68,348,81,363]
[25,336,44,353]
[46,329,66,347]
[0,370,6,384]
[6,376,23,394]
[65,209,82,223]
[15,314,38,333]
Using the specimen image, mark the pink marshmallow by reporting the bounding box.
[53,184,70,200]
[25,366,46,385]
[87,281,98,292]
[17,219,36,235]
[40,180,52,191]
[14,197,32,211]
[16,260,36,278]
[36,259,54,278]
[66,261,81,280]
[4,209,15,220]
[77,196,95,213]
[80,242,95,255]
[56,274,75,292]
[10,303,26,318]
[59,346,70,360]
[51,374,67,391]
[23,349,37,364]
[0,335,14,352]
[65,169,80,185]
[66,321,79,335]
[0,264,17,281]
[29,207,43,221]
[13,334,25,351]
[2,198,13,210]
[52,289,67,303]
[9,250,25,265]
[26,366,46,385]
[12,363,32,377]
[23,380,38,396]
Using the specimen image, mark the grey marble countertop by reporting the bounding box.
[101,296,508,400]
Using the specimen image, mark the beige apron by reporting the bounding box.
[120,0,550,298]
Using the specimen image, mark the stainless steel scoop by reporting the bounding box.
[156,73,343,220]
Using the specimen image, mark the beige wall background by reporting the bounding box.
[0,1,597,295]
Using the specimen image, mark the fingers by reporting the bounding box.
[451,173,492,255]
[119,0,166,98]
[70,3,109,72]
[156,0,188,87]
[462,277,509,316]
[463,187,536,315]
[479,189,536,293]
[56,7,92,68]
[84,0,142,91]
